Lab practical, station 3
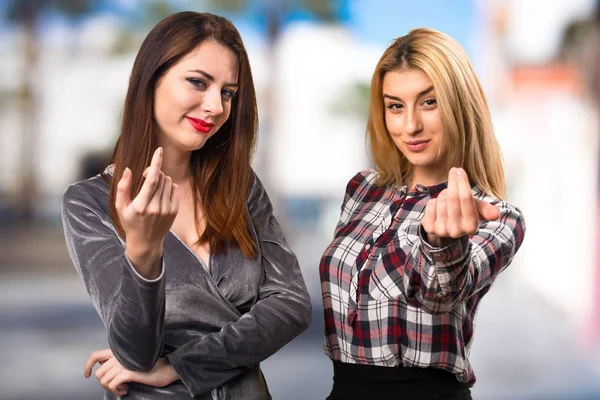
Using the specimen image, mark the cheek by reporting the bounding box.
[154,99,170,129]
[155,87,182,124]
[384,113,402,135]
[172,89,198,113]
[217,102,233,126]
[427,117,446,155]
[157,84,198,116]
[423,111,443,133]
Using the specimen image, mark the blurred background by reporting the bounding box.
[1,0,600,399]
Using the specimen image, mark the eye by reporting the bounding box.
[186,78,206,89]
[386,103,403,112]
[221,89,236,100]
[422,98,437,108]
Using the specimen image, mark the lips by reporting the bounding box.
[405,140,430,152]
[186,117,214,134]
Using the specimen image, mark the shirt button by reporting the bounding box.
[365,244,372,250]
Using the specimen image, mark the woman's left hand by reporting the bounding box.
[84,349,179,397]
[421,167,500,247]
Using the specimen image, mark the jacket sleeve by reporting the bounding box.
[61,183,166,371]
[167,174,312,397]
[400,196,526,314]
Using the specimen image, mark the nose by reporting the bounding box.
[404,109,423,136]
[202,88,224,116]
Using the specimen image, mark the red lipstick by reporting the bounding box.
[186,117,214,134]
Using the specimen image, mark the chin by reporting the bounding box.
[191,141,209,152]
[174,139,208,153]
[402,152,424,163]
[186,133,212,148]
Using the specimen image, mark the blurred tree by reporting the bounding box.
[4,0,101,221]
[2,0,346,218]
[331,81,370,119]
[141,0,179,26]
[206,0,342,194]
[557,1,600,95]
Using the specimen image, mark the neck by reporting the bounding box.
[161,146,192,185]
[407,166,448,189]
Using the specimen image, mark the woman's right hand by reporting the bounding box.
[85,349,179,397]
[116,147,179,278]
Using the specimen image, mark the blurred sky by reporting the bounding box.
[1,0,596,62]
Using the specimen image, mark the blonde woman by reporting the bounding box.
[319,28,525,400]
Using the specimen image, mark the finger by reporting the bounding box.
[100,364,121,390]
[161,176,173,212]
[94,357,116,382]
[116,383,129,397]
[133,148,163,207]
[147,172,165,213]
[170,183,180,215]
[421,198,437,233]
[446,168,461,223]
[152,147,163,168]
[110,370,133,395]
[85,349,113,378]
[456,168,477,219]
[475,199,501,221]
[142,166,151,178]
[434,191,449,237]
[115,168,132,212]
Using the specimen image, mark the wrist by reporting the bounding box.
[165,363,178,385]
[125,240,163,279]
[157,358,179,386]
[426,233,455,248]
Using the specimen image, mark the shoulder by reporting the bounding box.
[335,169,383,217]
[247,168,264,199]
[62,172,111,218]
[345,169,379,194]
[342,169,381,203]
[246,169,271,215]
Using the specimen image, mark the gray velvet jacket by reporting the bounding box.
[61,169,312,399]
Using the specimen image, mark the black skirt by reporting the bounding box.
[326,361,472,400]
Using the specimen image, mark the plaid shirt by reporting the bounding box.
[320,169,526,385]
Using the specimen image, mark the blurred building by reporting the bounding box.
[476,0,600,353]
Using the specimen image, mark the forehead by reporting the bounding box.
[382,68,433,96]
[172,40,239,81]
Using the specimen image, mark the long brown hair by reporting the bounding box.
[367,28,505,198]
[105,12,258,257]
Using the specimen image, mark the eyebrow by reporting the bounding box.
[187,69,238,87]
[383,85,434,101]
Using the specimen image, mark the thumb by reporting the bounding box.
[475,199,500,221]
[421,198,437,233]
[115,168,132,211]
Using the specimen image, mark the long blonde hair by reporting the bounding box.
[367,28,505,198]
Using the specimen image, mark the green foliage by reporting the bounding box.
[208,0,338,21]
[6,0,100,24]
[331,81,370,119]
